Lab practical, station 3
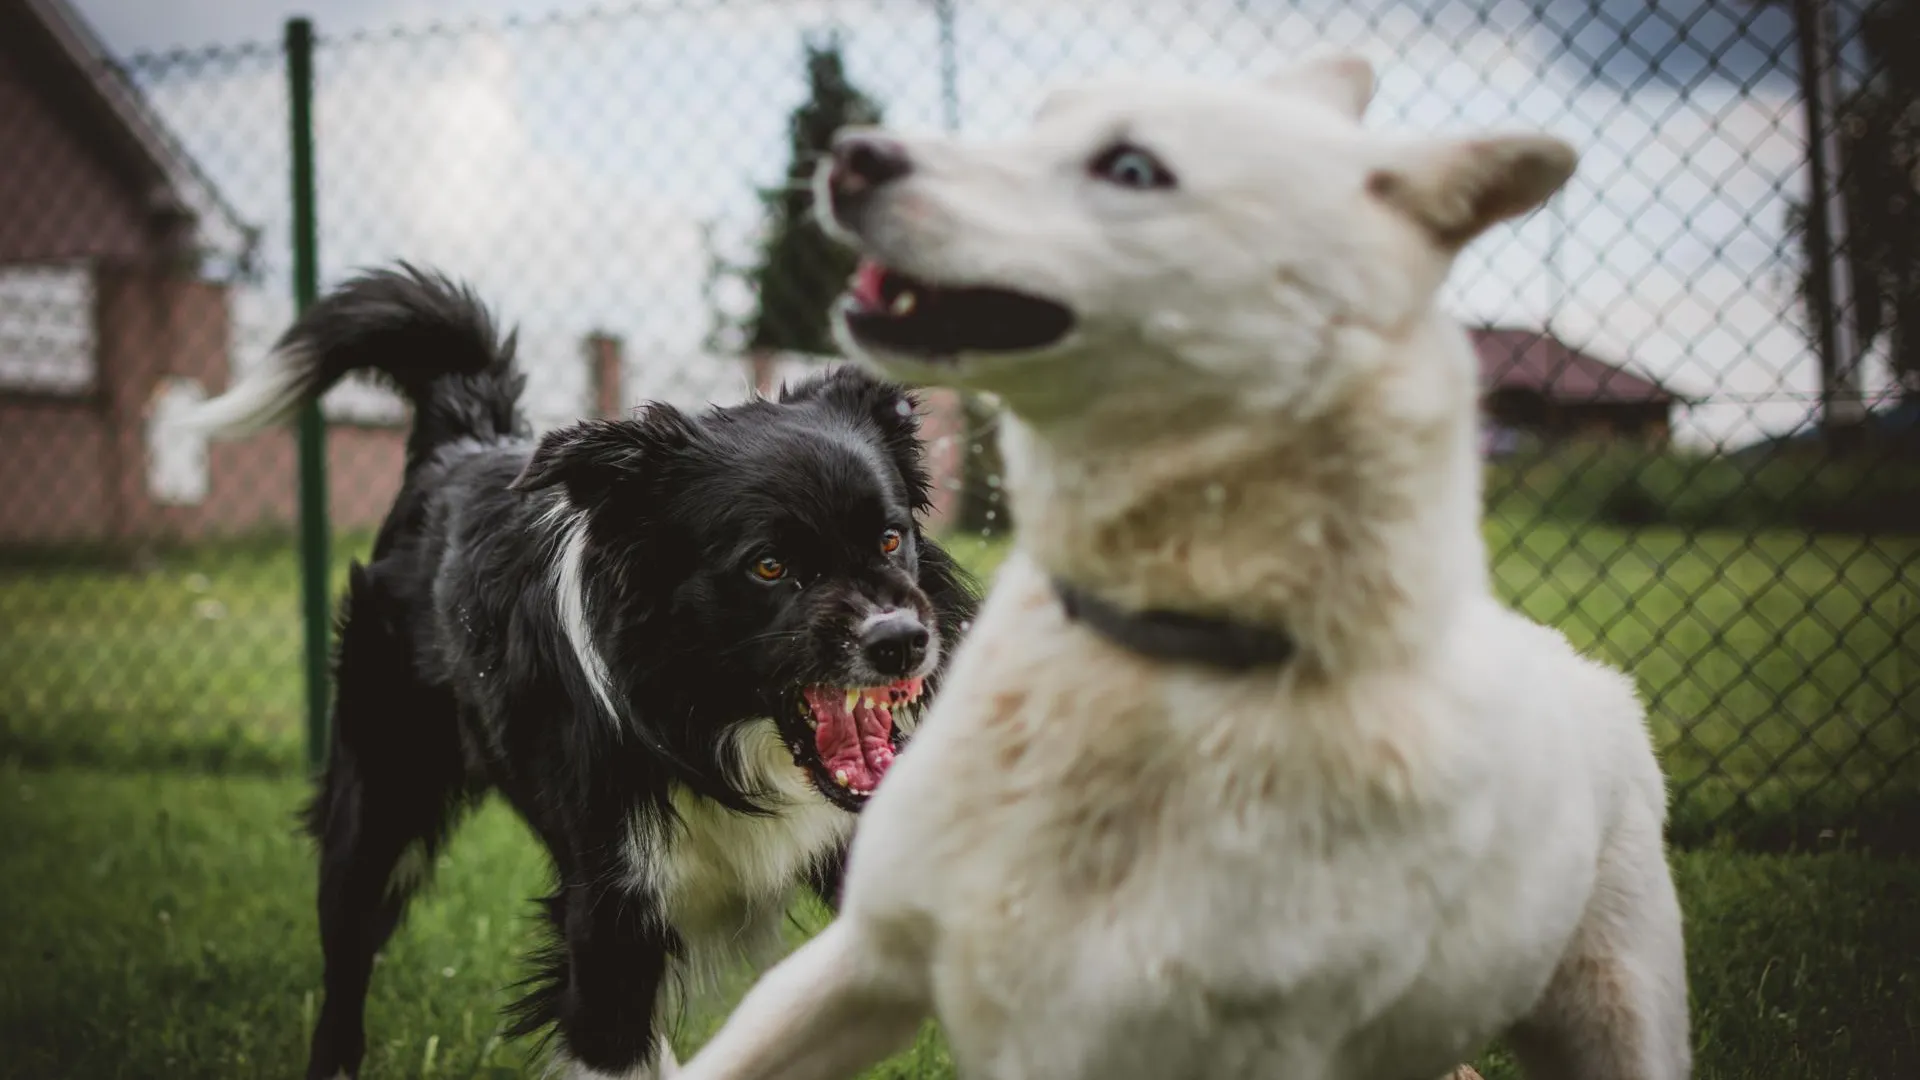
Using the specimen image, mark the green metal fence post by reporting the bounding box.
[286,17,330,773]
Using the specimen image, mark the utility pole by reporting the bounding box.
[1795,0,1867,437]
[1546,187,1568,335]
[933,0,1004,535]
[934,0,960,131]
[286,17,331,773]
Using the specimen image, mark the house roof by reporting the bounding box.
[1470,326,1685,406]
[7,0,255,271]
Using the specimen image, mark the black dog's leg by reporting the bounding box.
[305,565,469,1080]
[511,857,680,1079]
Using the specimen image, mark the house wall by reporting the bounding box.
[0,267,408,549]
[94,267,407,543]
[0,393,111,543]
[0,16,411,551]
[190,424,410,541]
[1483,390,1674,449]
[0,29,159,265]
[1553,402,1673,445]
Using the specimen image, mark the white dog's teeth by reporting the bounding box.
[809,719,818,730]
[844,690,859,711]
[891,290,917,316]
[834,769,851,787]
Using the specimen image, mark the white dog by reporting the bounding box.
[677,53,1689,1080]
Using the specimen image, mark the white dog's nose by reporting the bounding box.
[829,132,912,206]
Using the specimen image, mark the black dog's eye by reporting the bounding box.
[1090,143,1176,190]
[879,528,904,555]
[751,556,787,582]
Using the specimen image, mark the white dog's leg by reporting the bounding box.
[677,918,928,1080]
[1507,805,1690,1080]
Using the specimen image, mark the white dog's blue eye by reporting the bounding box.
[1091,144,1176,190]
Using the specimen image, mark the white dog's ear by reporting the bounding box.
[1367,134,1577,248]
[1266,53,1375,119]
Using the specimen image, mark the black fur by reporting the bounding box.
[268,264,978,1079]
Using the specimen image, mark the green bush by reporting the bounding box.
[1488,439,1920,533]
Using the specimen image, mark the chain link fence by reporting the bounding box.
[1,0,1915,848]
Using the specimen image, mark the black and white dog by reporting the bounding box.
[181,264,978,1080]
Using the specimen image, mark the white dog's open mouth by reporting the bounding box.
[839,258,1075,359]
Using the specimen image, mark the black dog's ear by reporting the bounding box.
[784,365,934,512]
[508,403,698,508]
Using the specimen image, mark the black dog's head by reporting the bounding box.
[510,364,978,812]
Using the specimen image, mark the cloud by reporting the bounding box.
[308,31,727,424]
[141,25,748,427]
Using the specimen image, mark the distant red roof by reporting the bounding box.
[4,0,253,265]
[1470,326,1681,405]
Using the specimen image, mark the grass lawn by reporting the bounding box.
[4,517,1916,845]
[1,523,1917,1077]
[2,764,1915,1080]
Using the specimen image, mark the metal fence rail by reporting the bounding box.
[0,0,1914,849]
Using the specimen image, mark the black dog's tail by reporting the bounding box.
[178,262,526,465]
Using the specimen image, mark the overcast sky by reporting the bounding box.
[75,0,588,54]
[66,0,1893,447]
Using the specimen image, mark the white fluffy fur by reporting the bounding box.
[679,54,1689,1080]
[612,721,853,1072]
[172,343,313,436]
[625,720,855,1004]
[547,501,625,728]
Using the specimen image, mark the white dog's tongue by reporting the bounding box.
[803,685,898,793]
[850,259,888,310]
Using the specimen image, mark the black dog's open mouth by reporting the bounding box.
[779,676,927,808]
[839,258,1074,359]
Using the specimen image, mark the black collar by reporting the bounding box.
[1052,578,1297,672]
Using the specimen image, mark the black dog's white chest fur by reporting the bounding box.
[626,724,856,994]
[176,264,977,1080]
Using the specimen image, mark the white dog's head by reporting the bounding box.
[813,54,1575,427]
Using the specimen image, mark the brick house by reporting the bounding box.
[0,0,419,551]
[746,328,1678,528]
[748,326,1687,530]
[0,0,952,555]
[621,328,1676,533]
[1472,325,1685,455]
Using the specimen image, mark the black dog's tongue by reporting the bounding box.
[800,678,925,794]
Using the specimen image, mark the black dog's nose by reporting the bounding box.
[860,611,930,679]
[830,133,912,202]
